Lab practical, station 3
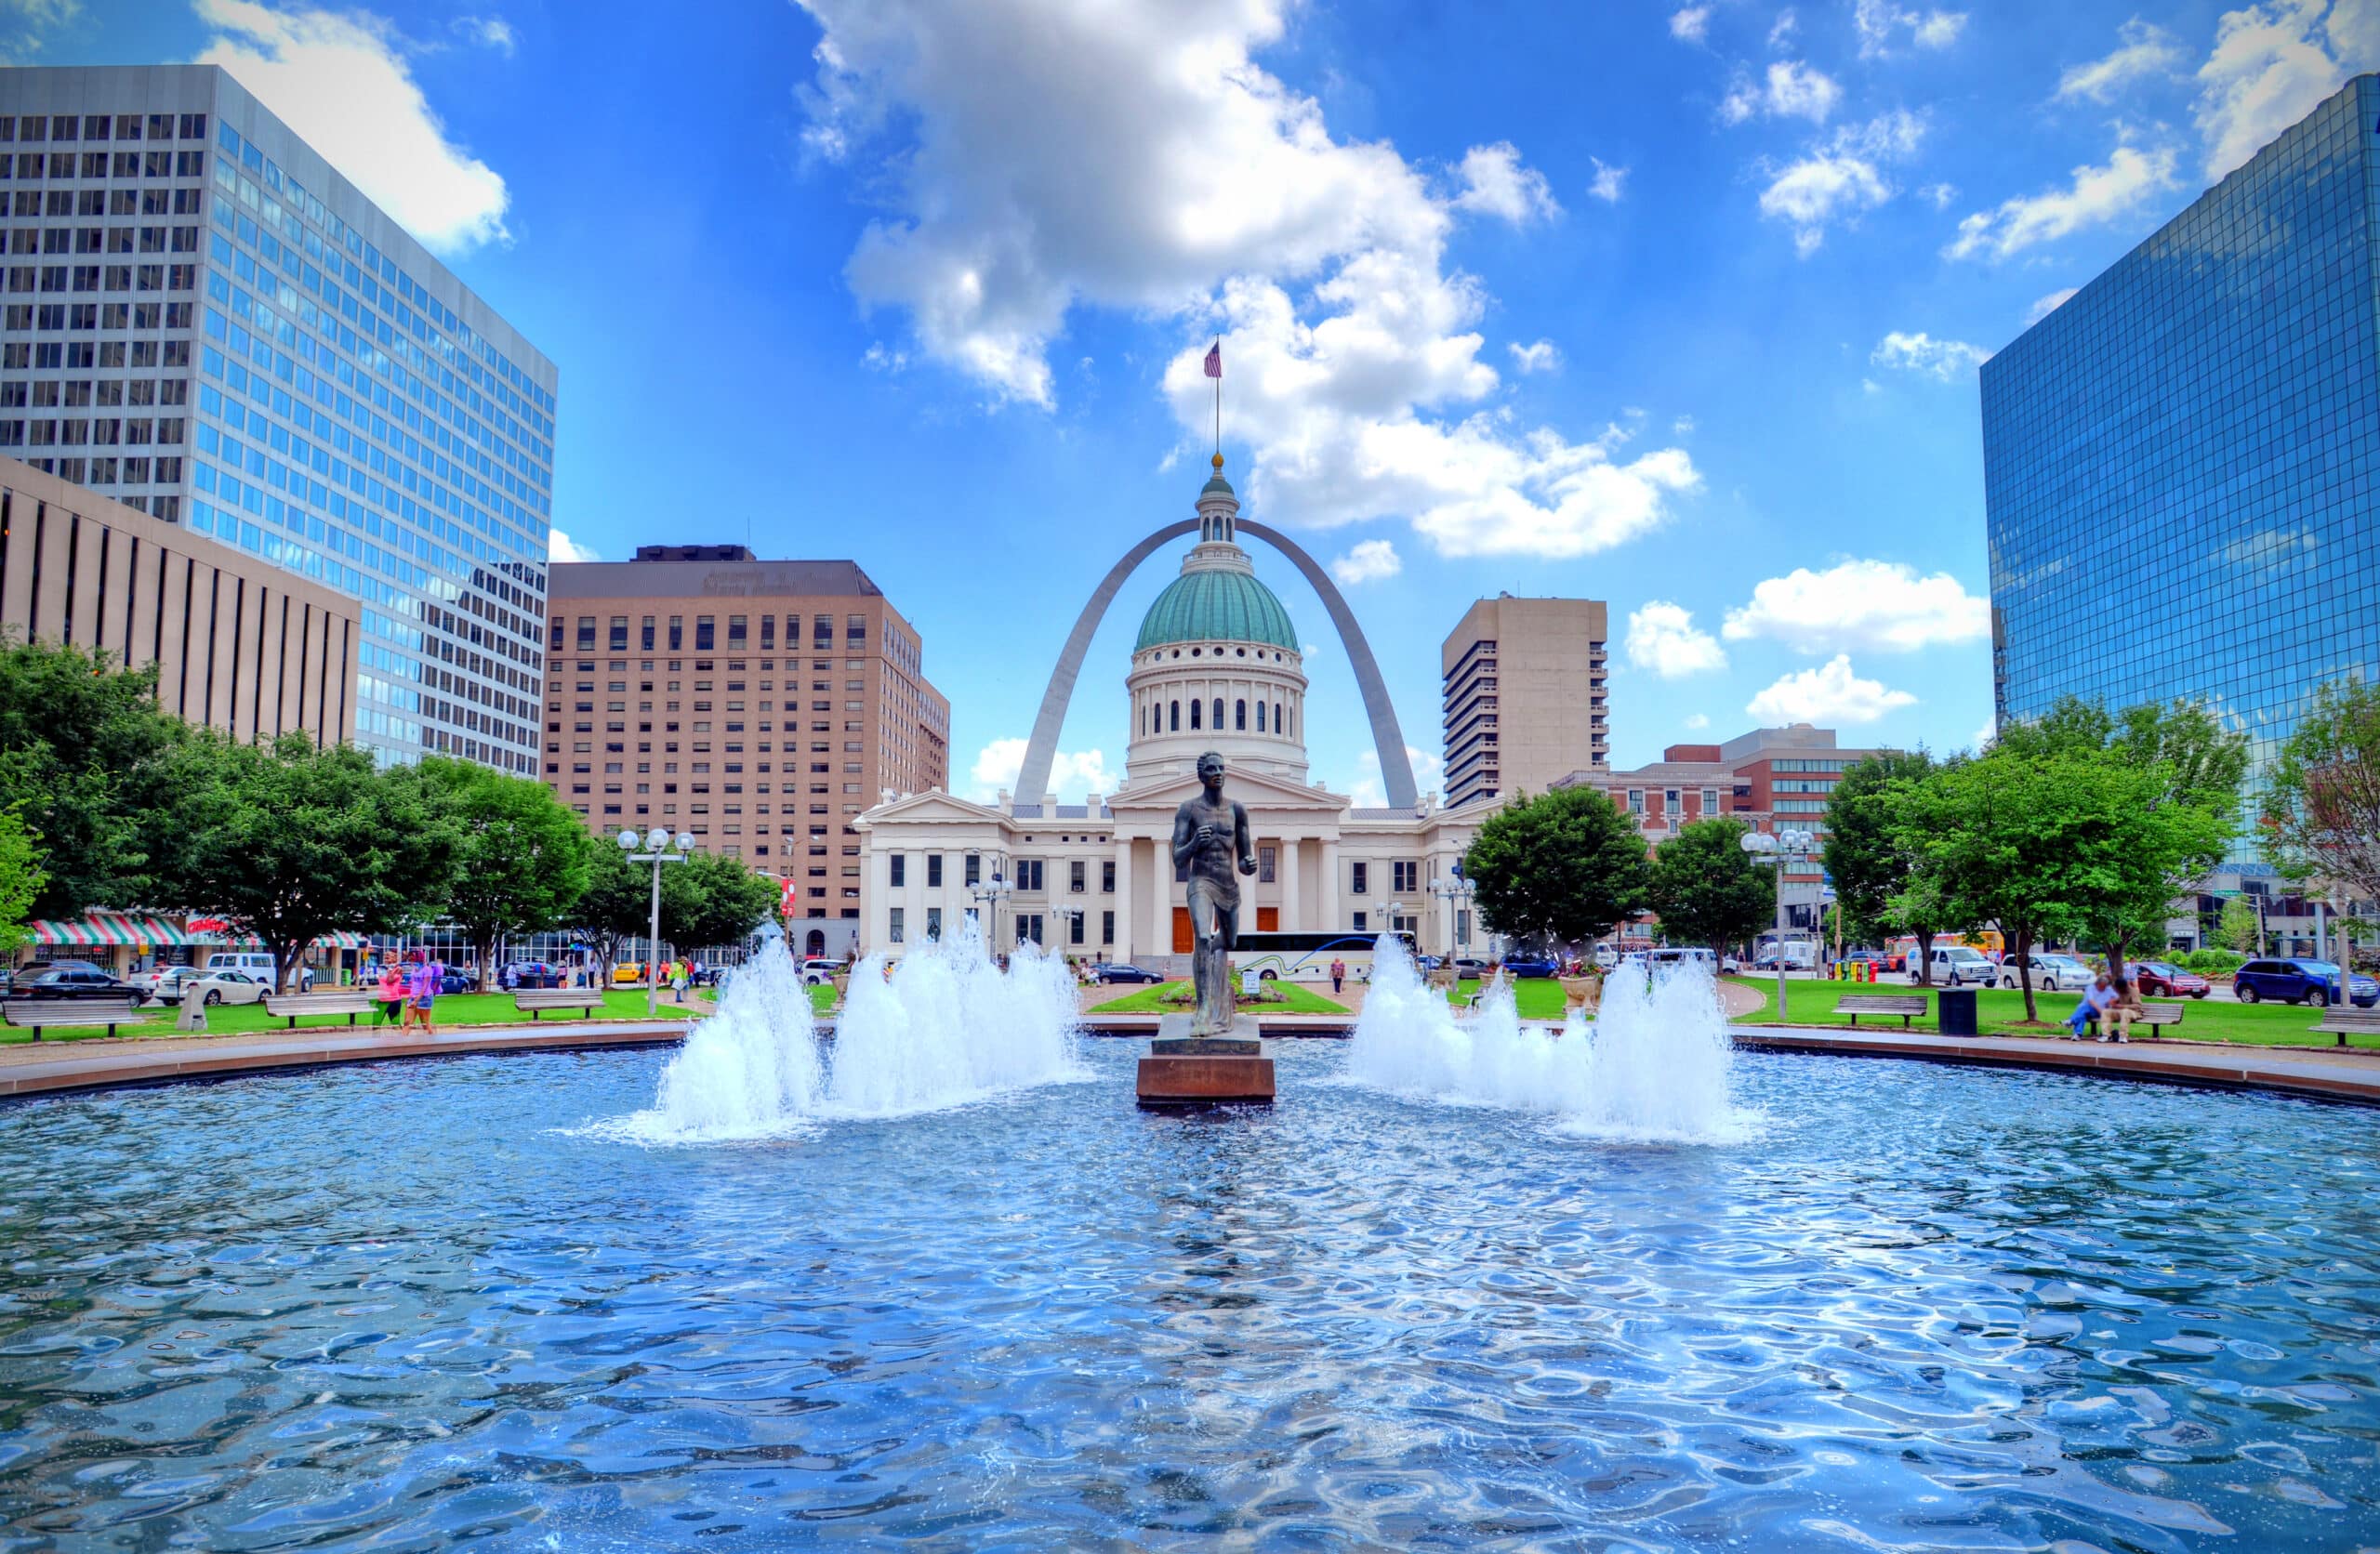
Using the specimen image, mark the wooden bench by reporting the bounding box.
[2312,1008,2380,1048]
[258,991,377,1029]
[515,988,606,1021]
[2100,1003,2187,1039]
[2,998,140,1041]
[1839,994,1929,1029]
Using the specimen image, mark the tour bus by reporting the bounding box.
[1229,930,1419,985]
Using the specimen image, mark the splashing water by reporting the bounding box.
[597,934,825,1143]
[828,923,1084,1116]
[1346,938,1754,1143]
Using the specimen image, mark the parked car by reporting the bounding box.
[1648,948,1719,975]
[1720,952,1743,974]
[613,962,648,985]
[1089,962,1165,984]
[10,963,136,1000]
[1452,956,1491,977]
[1914,944,1996,987]
[204,952,277,978]
[498,961,563,990]
[2232,958,2380,1007]
[136,967,210,1005]
[1591,946,1620,970]
[800,957,843,987]
[1996,953,2095,992]
[2130,961,2211,999]
[1501,953,1562,979]
[187,968,272,1007]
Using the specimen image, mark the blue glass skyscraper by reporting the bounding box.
[1983,74,2380,782]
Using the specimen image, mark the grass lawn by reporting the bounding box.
[1089,980,1349,1016]
[1722,977,2379,1050]
[1448,977,1571,1021]
[0,986,715,1047]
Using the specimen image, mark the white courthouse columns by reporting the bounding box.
[1319,837,1341,931]
[1112,836,1133,960]
[1148,837,1172,963]
[1277,836,1302,932]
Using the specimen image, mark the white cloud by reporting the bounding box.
[1746,654,1916,724]
[1508,338,1562,374]
[194,0,510,256]
[2027,286,2080,323]
[1871,329,1990,379]
[1758,111,1925,255]
[1451,141,1559,224]
[2058,18,2183,101]
[1352,744,1445,810]
[1329,537,1402,585]
[1769,8,1799,48]
[1722,559,1991,652]
[1723,59,1844,125]
[454,14,515,55]
[0,0,78,59]
[862,341,908,372]
[1920,179,1957,208]
[1943,141,2175,260]
[1587,156,1629,203]
[800,1,1695,560]
[1624,601,1728,679]
[970,736,1111,803]
[1670,6,1711,44]
[1854,0,1968,58]
[1684,712,1712,730]
[1672,415,1696,435]
[2196,0,2380,179]
[548,529,599,563]
[1972,718,1997,751]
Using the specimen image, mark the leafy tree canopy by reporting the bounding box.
[416,757,596,989]
[1646,817,1772,951]
[0,635,180,916]
[663,849,780,954]
[1462,786,1648,947]
[0,808,46,955]
[2260,679,2380,919]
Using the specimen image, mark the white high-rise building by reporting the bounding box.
[0,65,556,773]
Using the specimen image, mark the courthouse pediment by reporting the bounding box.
[1109,764,1350,816]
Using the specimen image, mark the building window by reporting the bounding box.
[1069,913,1086,945]
[926,906,942,941]
[1257,702,1266,732]
[1101,909,1115,943]
[1015,859,1044,891]
[1102,860,1116,893]
[889,907,905,944]
[927,853,943,888]
[641,616,655,651]
[890,853,906,888]
[695,616,715,652]
[1351,861,1368,895]
[1628,789,1644,813]
[1235,698,1246,730]
[668,615,683,651]
[1259,845,1276,883]
[1393,861,1419,893]
[1170,700,1180,731]
[1211,699,1223,730]
[1702,787,1719,815]
[1070,859,1086,893]
[1190,699,1201,730]
[965,853,981,888]
[1352,911,1368,932]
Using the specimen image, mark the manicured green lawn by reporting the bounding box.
[1448,977,1571,1021]
[1722,977,2378,1049]
[0,986,712,1047]
[1089,980,1349,1015]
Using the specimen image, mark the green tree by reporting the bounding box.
[1822,749,1950,973]
[662,849,779,955]
[2260,680,2380,967]
[1646,818,1772,951]
[0,808,46,955]
[2215,895,2261,955]
[0,634,180,916]
[572,842,656,979]
[151,733,459,991]
[1462,786,1649,949]
[416,757,597,989]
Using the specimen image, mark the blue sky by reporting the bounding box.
[16,0,2375,803]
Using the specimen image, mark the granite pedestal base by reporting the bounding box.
[1138,1014,1275,1106]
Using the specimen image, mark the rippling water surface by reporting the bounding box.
[2,1043,2377,1551]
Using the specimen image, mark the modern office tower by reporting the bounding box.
[1440,594,1608,808]
[0,454,359,742]
[545,547,951,959]
[0,66,557,774]
[1983,74,2380,770]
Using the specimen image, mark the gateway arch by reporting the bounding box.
[1015,518,1420,811]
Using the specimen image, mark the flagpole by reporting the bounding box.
[1212,337,1220,456]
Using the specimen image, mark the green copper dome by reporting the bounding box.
[1135,567,1298,652]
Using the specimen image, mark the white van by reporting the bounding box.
[1647,948,1718,974]
[205,952,275,977]
[1916,944,1996,987]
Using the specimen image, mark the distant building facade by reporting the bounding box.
[1983,74,2380,778]
[1441,595,1607,808]
[544,547,949,960]
[0,66,557,775]
[0,453,357,742]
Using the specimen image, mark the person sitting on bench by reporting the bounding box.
[2066,972,2114,1041]
[2098,976,2144,1044]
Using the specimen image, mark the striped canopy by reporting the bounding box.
[183,920,369,952]
[26,911,189,948]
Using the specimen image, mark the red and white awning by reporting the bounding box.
[25,911,189,948]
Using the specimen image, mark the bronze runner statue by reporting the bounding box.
[1170,751,1257,1036]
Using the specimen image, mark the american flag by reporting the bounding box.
[1203,341,1222,378]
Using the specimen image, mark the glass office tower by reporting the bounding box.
[0,66,556,773]
[1983,74,2380,781]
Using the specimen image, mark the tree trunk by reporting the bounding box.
[1914,929,1936,986]
[271,937,300,994]
[2015,925,2037,1022]
[2107,929,2130,991]
[479,935,499,993]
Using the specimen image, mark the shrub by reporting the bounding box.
[2175,947,2243,976]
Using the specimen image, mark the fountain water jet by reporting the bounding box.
[601,934,824,1143]
[827,920,1084,1115]
[1346,937,1754,1143]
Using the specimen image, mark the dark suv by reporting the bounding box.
[2232,958,2380,1008]
[11,963,134,1000]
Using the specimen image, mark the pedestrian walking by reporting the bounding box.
[671,960,689,1003]
[374,961,406,1029]
[2066,972,2115,1041]
[408,956,441,1035]
[1329,955,1346,995]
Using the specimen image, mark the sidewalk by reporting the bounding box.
[1735,1024,2380,1104]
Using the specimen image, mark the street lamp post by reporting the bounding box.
[1432,872,1477,957]
[970,870,1014,953]
[1051,902,1083,962]
[1741,826,1816,1021]
[619,827,694,1017]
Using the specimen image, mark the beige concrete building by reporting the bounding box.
[544,547,949,959]
[1441,595,1608,808]
[0,453,356,741]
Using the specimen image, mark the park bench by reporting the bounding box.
[2116,1003,2187,1039]
[515,988,606,1021]
[2311,1008,2380,1049]
[2,998,139,1041]
[258,991,377,1029]
[1839,994,1929,1029]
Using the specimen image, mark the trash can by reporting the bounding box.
[1937,987,1978,1037]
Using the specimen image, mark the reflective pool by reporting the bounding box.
[1,1042,2375,1550]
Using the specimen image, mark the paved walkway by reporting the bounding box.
[1737,1025,2380,1104]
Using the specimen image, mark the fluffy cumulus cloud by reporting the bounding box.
[1507,338,1562,374]
[453,14,515,55]
[1852,0,1968,58]
[1722,560,1991,652]
[1329,537,1402,585]
[1451,141,1559,223]
[194,0,511,255]
[1745,654,1916,724]
[1721,59,1844,125]
[1670,6,1711,44]
[796,0,1697,560]
[1684,712,1712,730]
[970,737,1111,803]
[2027,286,2081,323]
[2197,0,2380,178]
[547,528,599,563]
[1943,141,2175,260]
[1351,744,1445,810]
[1623,601,1728,678]
[2058,19,2183,101]
[1587,156,1629,203]
[1871,330,1990,379]
[1758,111,1926,256]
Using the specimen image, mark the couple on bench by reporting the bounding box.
[2064,972,2140,1042]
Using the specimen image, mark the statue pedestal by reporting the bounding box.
[1139,1014,1274,1106]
